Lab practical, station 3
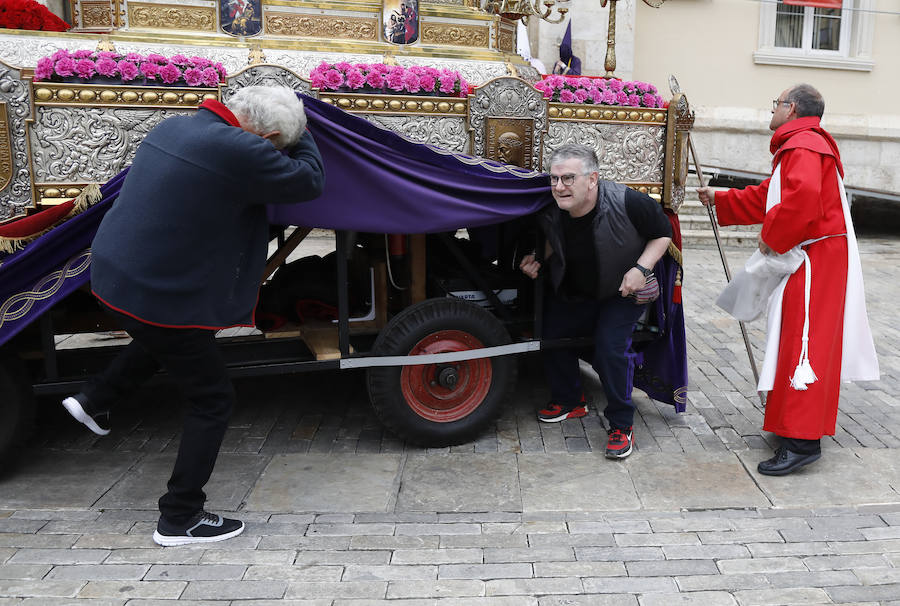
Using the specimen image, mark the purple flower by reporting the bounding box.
[124,53,145,63]
[402,71,421,93]
[642,93,656,108]
[140,62,160,80]
[655,94,665,107]
[574,88,589,103]
[189,56,211,69]
[54,57,76,77]
[334,61,352,72]
[73,49,94,59]
[627,93,641,106]
[183,67,202,87]
[74,59,96,79]
[117,60,139,81]
[607,78,624,92]
[545,75,565,90]
[310,71,326,89]
[95,57,117,77]
[616,91,628,105]
[636,82,649,93]
[34,57,54,81]
[96,51,118,60]
[419,74,436,92]
[201,67,220,87]
[601,89,617,105]
[369,63,389,74]
[215,63,227,78]
[158,63,181,84]
[147,53,167,63]
[323,69,344,89]
[438,74,456,94]
[345,68,365,89]
[577,77,593,90]
[596,78,608,90]
[590,89,604,104]
[50,49,70,62]
[365,71,385,89]
[559,89,576,103]
[386,70,405,91]
[170,54,189,65]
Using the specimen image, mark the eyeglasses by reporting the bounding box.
[772,99,791,111]
[549,173,583,186]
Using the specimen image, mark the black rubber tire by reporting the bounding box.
[366,298,516,447]
[0,352,35,470]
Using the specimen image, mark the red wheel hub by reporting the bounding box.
[400,330,492,423]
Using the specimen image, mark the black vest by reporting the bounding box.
[541,180,646,300]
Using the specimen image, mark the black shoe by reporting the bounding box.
[757,446,821,476]
[153,511,244,547]
[62,394,110,436]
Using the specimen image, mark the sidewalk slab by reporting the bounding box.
[518,453,639,512]
[245,453,402,512]
[95,453,270,511]
[0,451,138,509]
[397,454,520,513]
[628,451,771,510]
[736,448,900,507]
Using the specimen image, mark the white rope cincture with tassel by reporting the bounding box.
[790,251,818,390]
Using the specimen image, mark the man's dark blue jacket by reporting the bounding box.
[90,101,325,329]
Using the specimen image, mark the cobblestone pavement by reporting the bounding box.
[0,238,897,604]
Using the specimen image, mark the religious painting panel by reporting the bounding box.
[220,0,262,37]
[382,0,419,45]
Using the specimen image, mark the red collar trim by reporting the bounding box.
[199,99,241,127]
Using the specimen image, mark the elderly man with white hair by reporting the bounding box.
[61,86,325,546]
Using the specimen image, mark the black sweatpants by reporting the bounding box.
[83,310,235,525]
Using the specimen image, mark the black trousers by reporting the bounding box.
[83,310,235,525]
[542,294,646,430]
[781,436,821,455]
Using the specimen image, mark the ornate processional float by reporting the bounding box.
[0,0,693,458]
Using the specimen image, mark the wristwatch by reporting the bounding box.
[633,263,652,277]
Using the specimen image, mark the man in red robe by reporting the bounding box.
[698,84,878,476]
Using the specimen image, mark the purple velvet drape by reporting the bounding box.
[267,93,555,232]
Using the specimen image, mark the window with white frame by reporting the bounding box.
[755,0,875,71]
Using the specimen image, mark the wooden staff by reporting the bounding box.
[689,137,765,405]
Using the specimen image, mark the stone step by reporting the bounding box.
[677,179,758,247]
[681,228,759,248]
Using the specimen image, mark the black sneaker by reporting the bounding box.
[62,394,110,436]
[153,511,244,547]
[605,426,634,459]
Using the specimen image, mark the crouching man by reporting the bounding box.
[520,144,671,458]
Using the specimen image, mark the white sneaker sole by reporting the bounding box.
[62,397,110,436]
[153,522,244,547]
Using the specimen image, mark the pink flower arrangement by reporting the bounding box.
[310,62,469,98]
[534,76,666,109]
[33,49,227,87]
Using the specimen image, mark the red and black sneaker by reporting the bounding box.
[537,395,589,423]
[605,426,634,459]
